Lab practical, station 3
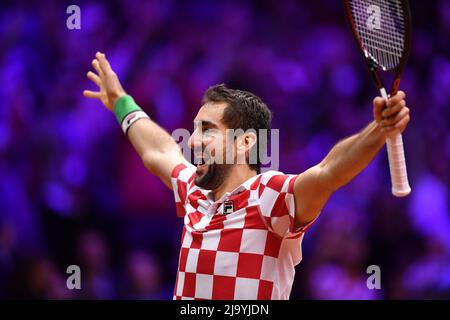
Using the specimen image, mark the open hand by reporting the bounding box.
[83,52,126,111]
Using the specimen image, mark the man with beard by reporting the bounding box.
[83,52,410,300]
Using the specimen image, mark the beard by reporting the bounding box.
[194,162,233,190]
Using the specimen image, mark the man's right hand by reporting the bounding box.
[83,52,126,112]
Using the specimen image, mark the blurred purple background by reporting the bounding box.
[0,0,449,299]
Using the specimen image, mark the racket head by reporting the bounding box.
[343,0,412,76]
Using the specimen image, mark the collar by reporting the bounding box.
[204,173,261,204]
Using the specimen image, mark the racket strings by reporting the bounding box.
[348,0,406,70]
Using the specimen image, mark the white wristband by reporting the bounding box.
[121,110,150,135]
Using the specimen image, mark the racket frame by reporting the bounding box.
[343,0,412,197]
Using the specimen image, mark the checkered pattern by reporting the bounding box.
[171,163,314,300]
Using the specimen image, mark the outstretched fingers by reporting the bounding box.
[83,90,101,99]
[84,68,102,100]
[87,71,101,87]
[91,59,104,78]
[96,52,113,75]
[84,57,104,100]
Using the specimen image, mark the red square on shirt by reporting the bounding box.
[212,275,236,299]
[264,232,282,258]
[179,248,189,272]
[217,228,243,252]
[258,279,274,299]
[266,174,288,192]
[182,272,196,298]
[196,249,217,274]
[191,231,203,249]
[236,253,263,279]
[270,192,288,217]
[243,206,267,230]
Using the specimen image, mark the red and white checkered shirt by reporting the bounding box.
[171,163,314,300]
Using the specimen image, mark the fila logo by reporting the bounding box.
[223,200,234,215]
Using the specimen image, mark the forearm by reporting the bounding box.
[114,95,182,163]
[126,116,186,188]
[114,96,186,187]
[320,121,386,190]
[292,92,410,227]
[293,121,386,226]
[127,117,180,161]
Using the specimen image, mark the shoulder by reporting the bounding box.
[258,170,298,193]
[171,163,196,183]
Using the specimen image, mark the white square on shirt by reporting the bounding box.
[185,203,198,215]
[259,187,279,217]
[201,230,221,251]
[214,251,239,276]
[239,229,268,254]
[195,274,214,300]
[248,189,259,206]
[271,215,291,237]
[176,271,185,296]
[181,231,193,248]
[285,193,296,217]
[197,198,211,214]
[179,167,194,183]
[185,248,200,273]
[260,255,277,282]
[223,213,245,229]
[172,178,181,202]
[193,215,211,230]
[234,277,259,300]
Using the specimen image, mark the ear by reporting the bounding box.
[234,130,257,165]
[236,130,257,152]
[245,130,257,152]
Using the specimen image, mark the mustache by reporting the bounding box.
[192,148,218,165]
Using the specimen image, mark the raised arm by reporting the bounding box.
[293,92,410,227]
[83,52,188,189]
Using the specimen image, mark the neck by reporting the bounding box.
[212,165,257,201]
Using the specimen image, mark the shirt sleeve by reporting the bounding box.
[171,163,197,217]
[257,171,307,238]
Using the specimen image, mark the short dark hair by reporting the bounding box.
[202,83,272,173]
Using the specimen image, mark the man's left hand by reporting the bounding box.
[373,90,410,138]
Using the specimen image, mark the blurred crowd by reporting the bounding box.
[0,0,449,299]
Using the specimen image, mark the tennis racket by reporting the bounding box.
[343,0,412,197]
